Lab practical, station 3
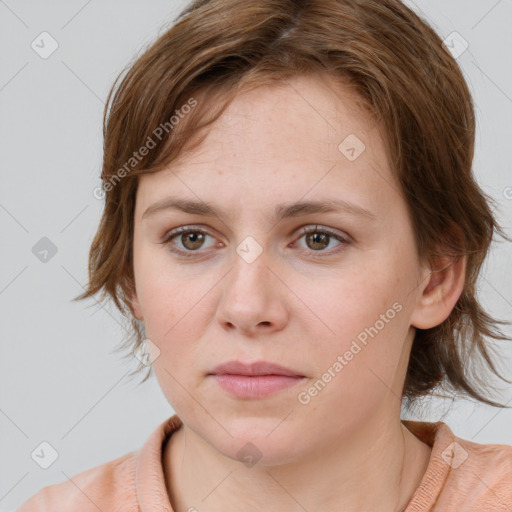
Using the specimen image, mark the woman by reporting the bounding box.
[18,0,512,510]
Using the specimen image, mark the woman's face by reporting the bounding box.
[131,75,431,464]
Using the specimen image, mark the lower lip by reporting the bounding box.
[212,374,305,399]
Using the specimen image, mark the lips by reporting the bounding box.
[208,360,306,399]
[209,360,304,377]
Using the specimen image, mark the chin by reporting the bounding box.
[207,415,306,467]
[222,436,305,468]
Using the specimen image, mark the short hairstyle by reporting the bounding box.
[75,0,512,409]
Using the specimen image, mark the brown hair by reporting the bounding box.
[75,0,512,409]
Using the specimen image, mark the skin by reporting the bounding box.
[130,74,466,512]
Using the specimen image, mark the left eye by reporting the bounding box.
[161,225,350,258]
[295,226,349,253]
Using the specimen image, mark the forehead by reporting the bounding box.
[179,75,382,165]
[135,75,400,222]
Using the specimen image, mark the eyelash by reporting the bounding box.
[160,225,351,259]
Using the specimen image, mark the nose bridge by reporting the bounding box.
[216,238,288,333]
[227,240,274,304]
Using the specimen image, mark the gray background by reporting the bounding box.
[1,1,511,510]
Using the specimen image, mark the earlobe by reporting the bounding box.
[410,254,466,330]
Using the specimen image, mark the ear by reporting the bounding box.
[410,253,466,330]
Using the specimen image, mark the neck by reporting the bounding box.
[163,410,432,512]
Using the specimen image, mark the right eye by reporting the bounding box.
[161,226,221,258]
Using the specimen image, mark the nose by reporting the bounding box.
[215,252,290,337]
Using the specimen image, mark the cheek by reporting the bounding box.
[134,245,197,328]
[300,259,403,340]
[295,257,411,391]
[133,253,219,372]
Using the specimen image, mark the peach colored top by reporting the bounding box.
[17,414,512,511]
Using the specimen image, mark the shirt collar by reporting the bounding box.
[135,414,452,512]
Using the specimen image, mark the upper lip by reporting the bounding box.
[209,360,304,377]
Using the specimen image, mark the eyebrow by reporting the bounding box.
[142,196,377,223]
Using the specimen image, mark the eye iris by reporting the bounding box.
[306,232,329,251]
[174,229,335,252]
[182,232,205,250]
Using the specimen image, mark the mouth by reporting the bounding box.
[207,360,306,399]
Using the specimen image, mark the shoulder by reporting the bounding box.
[16,451,138,512]
[404,419,512,511]
[453,433,512,482]
[436,424,512,509]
